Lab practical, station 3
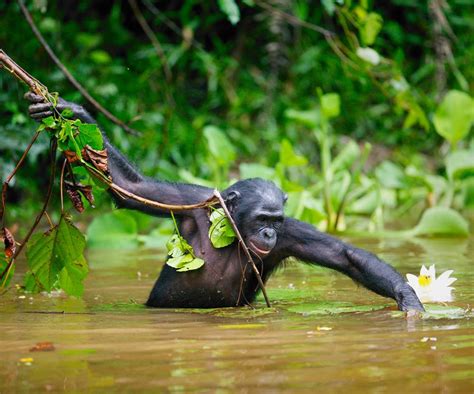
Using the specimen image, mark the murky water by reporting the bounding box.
[1,236,473,392]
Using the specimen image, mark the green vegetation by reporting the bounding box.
[0,1,473,295]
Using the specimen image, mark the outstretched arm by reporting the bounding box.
[276,217,424,311]
[26,93,213,217]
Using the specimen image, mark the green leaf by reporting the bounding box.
[177,257,205,272]
[433,90,474,145]
[42,116,57,129]
[86,211,139,249]
[167,253,194,268]
[285,108,320,128]
[77,123,103,150]
[203,125,236,166]
[239,163,277,181]
[375,161,406,189]
[412,207,469,237]
[360,12,383,46]
[445,150,474,180]
[209,208,236,248]
[166,234,205,272]
[321,93,340,119]
[57,255,88,296]
[25,216,88,295]
[330,140,360,172]
[279,139,308,167]
[217,0,240,25]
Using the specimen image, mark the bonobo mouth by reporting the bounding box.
[249,241,271,257]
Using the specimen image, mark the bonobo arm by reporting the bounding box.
[276,217,424,311]
[25,93,213,217]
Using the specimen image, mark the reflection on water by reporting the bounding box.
[1,236,473,392]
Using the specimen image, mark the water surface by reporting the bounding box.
[1,236,473,392]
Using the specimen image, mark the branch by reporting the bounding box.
[17,0,141,136]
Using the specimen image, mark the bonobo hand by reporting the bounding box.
[24,92,94,124]
[394,282,425,312]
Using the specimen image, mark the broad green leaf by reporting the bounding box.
[330,140,360,172]
[57,255,88,296]
[87,211,139,249]
[445,150,474,180]
[77,123,103,150]
[217,0,240,25]
[42,116,56,128]
[239,163,277,181]
[433,90,474,145]
[167,253,194,268]
[203,125,236,166]
[347,189,379,215]
[209,208,236,248]
[375,161,406,189]
[321,93,340,119]
[360,12,383,45]
[412,207,469,237]
[166,234,205,272]
[177,257,205,272]
[25,216,88,295]
[279,139,308,167]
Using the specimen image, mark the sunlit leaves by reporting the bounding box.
[209,208,236,248]
[25,215,88,296]
[355,9,383,46]
[166,234,205,272]
[412,207,469,237]
[433,91,474,146]
[204,125,236,166]
[320,93,340,119]
[279,139,308,167]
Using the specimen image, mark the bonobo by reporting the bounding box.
[26,92,424,311]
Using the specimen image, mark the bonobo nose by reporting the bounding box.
[262,228,276,239]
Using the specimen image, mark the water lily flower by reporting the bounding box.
[406,265,457,303]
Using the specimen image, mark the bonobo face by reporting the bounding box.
[225,179,287,258]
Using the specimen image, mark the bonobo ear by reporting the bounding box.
[283,194,288,203]
[225,190,241,212]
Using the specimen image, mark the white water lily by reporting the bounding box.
[406,265,457,303]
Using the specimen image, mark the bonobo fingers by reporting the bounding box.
[395,282,425,312]
[24,91,45,103]
[30,110,54,121]
[28,102,52,115]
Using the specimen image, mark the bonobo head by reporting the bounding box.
[223,178,287,258]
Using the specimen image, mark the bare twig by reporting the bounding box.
[213,190,271,307]
[17,0,141,136]
[1,131,41,229]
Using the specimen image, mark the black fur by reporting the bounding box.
[25,93,425,312]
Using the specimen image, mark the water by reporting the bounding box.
[1,236,473,392]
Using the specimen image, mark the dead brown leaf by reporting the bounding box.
[29,342,55,352]
[83,146,108,174]
[1,227,16,258]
